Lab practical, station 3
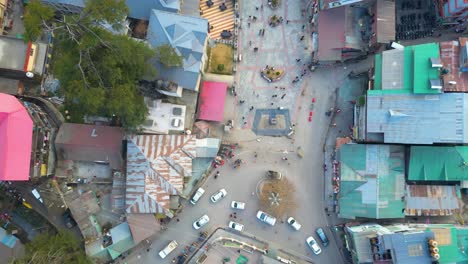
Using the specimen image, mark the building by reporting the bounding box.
[435,0,468,24]
[0,0,8,35]
[408,146,468,183]
[146,10,208,92]
[40,0,85,13]
[371,43,442,95]
[359,92,468,144]
[55,123,124,170]
[405,185,462,216]
[440,38,468,92]
[338,144,405,219]
[0,93,33,181]
[196,81,228,122]
[346,223,468,264]
[0,36,49,80]
[125,135,219,216]
[86,222,135,261]
[316,0,395,63]
[142,98,186,134]
[0,227,24,261]
[126,0,179,20]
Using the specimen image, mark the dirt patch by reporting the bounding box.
[209,44,234,75]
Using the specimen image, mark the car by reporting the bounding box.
[256,210,276,226]
[193,214,210,230]
[228,221,244,231]
[158,240,178,259]
[190,187,205,205]
[286,217,302,230]
[210,188,227,203]
[306,236,322,255]
[266,170,283,180]
[231,201,245,210]
[315,227,330,246]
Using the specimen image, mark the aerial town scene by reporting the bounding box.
[0,0,467,263]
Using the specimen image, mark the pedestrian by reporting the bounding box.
[254,152,258,158]
[248,22,250,27]
[256,6,258,10]
[244,121,247,125]
[281,94,286,99]
[302,24,305,30]
[271,102,274,105]
[300,35,304,41]
[332,123,337,127]
[177,218,180,222]
[260,4,263,10]
[214,174,218,179]
[259,29,262,35]
[296,58,301,62]
[242,116,245,120]
[230,214,233,218]
[286,20,290,24]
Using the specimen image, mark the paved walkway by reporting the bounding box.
[200,0,235,39]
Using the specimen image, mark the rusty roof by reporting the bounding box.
[68,190,101,242]
[376,0,395,43]
[405,185,462,216]
[125,135,197,215]
[440,39,468,92]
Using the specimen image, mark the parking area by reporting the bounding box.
[395,0,437,41]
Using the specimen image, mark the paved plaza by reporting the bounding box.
[120,0,356,263]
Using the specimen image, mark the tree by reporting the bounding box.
[24,0,156,130]
[155,44,183,67]
[259,178,297,218]
[12,231,91,264]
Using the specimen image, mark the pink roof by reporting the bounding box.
[317,7,346,61]
[0,93,33,181]
[197,81,227,122]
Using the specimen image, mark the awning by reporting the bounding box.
[197,81,227,122]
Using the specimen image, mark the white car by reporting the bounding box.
[158,240,178,259]
[231,201,246,210]
[210,188,227,203]
[228,221,244,231]
[256,210,276,226]
[193,214,210,230]
[306,236,322,255]
[287,217,302,230]
[190,187,205,205]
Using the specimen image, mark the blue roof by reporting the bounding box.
[366,93,468,144]
[379,231,434,264]
[126,0,179,20]
[107,222,134,260]
[41,0,85,7]
[0,227,19,249]
[147,9,208,91]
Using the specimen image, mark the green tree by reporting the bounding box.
[23,0,156,130]
[156,44,183,67]
[12,231,91,264]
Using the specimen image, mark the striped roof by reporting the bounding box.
[126,135,197,214]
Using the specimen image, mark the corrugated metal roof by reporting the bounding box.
[366,93,468,144]
[339,144,405,219]
[125,135,197,214]
[376,0,395,43]
[379,231,434,264]
[317,7,345,61]
[382,49,405,90]
[440,40,468,92]
[405,185,462,216]
[408,146,468,181]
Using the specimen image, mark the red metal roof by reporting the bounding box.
[0,93,33,181]
[197,81,227,122]
[440,39,468,92]
[317,7,346,61]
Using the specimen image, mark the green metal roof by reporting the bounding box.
[408,146,468,181]
[370,43,441,95]
[424,225,468,264]
[338,144,406,219]
[413,43,441,94]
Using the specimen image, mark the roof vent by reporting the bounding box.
[91,128,98,137]
[430,58,443,68]
[430,79,442,89]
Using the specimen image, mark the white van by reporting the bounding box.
[190,187,205,205]
[158,240,178,259]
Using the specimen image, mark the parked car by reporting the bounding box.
[231,201,245,210]
[63,209,77,228]
[193,214,210,230]
[266,170,283,180]
[256,210,276,226]
[315,227,329,246]
[306,236,322,255]
[158,240,178,259]
[286,217,302,230]
[210,188,227,203]
[228,221,244,231]
[190,187,205,205]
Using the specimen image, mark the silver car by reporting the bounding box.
[210,188,227,203]
[256,210,276,226]
[306,236,322,255]
[193,214,210,230]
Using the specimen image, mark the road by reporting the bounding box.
[121,0,348,262]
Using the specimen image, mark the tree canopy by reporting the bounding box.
[156,44,183,67]
[12,231,91,264]
[24,0,157,129]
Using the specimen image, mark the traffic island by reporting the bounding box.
[268,15,283,27]
[267,0,280,9]
[260,66,285,82]
[251,109,292,136]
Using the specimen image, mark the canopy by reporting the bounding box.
[0,93,33,181]
[197,81,227,122]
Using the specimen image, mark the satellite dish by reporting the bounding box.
[26,72,34,78]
